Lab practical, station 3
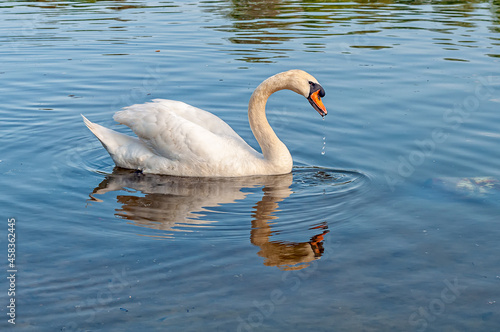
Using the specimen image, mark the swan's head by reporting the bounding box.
[307,80,327,117]
[281,69,327,117]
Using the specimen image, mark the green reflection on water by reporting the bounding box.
[5,0,499,64]
[199,0,499,62]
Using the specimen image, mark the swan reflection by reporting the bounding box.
[89,168,329,270]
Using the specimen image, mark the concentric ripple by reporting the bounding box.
[84,166,370,269]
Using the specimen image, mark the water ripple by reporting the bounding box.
[83,166,371,269]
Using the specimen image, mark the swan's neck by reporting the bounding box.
[248,72,298,172]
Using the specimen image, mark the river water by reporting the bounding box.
[1,1,499,331]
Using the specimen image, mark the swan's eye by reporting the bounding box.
[309,81,325,98]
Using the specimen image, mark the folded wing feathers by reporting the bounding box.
[113,99,251,163]
[83,99,262,175]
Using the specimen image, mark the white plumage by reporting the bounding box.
[82,70,327,177]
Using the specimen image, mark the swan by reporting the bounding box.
[82,69,327,177]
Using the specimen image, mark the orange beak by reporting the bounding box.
[308,90,327,116]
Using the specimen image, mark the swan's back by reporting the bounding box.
[108,99,263,176]
[115,99,241,139]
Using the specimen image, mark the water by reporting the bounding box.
[1,0,499,331]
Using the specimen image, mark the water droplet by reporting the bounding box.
[320,115,327,156]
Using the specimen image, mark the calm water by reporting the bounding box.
[1,0,499,331]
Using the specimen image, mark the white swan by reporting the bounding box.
[82,69,327,177]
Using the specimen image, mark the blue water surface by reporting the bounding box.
[1,1,499,331]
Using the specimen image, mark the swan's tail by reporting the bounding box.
[81,114,140,159]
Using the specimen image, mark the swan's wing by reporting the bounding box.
[113,99,257,162]
[152,99,244,139]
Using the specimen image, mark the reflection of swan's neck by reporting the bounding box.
[248,72,295,171]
